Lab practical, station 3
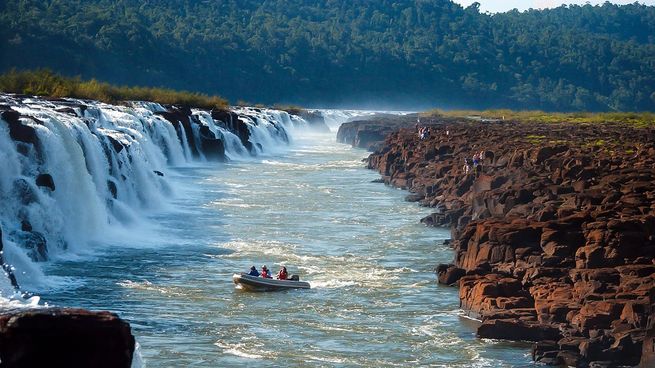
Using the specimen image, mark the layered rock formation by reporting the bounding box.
[367,119,655,366]
[337,113,421,151]
[0,308,135,367]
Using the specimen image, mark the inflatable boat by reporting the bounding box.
[232,273,310,292]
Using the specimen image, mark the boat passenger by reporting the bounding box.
[261,265,272,279]
[277,266,288,280]
[248,266,259,277]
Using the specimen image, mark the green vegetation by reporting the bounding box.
[0,69,228,109]
[273,104,305,116]
[426,109,655,127]
[1,1,654,110]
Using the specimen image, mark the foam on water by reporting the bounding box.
[0,95,312,304]
[3,103,535,367]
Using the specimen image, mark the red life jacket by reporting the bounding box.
[261,270,271,278]
[278,270,288,280]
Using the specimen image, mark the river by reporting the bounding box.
[38,127,533,367]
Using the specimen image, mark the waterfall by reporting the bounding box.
[0,94,315,300]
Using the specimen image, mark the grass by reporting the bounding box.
[273,104,306,115]
[0,69,229,109]
[424,108,655,128]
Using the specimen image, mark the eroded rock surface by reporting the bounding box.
[368,119,655,367]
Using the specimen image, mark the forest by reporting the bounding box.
[1,0,654,111]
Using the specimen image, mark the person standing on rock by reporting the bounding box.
[464,158,472,174]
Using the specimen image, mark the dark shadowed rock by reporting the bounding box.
[35,174,55,191]
[477,319,561,342]
[107,180,117,199]
[436,264,466,285]
[106,136,124,153]
[0,308,135,368]
[198,125,226,161]
[1,109,39,145]
[11,230,48,262]
[211,109,253,153]
[640,290,655,367]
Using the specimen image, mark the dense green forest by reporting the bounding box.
[1,0,654,110]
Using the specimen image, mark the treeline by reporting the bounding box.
[0,69,228,109]
[1,0,654,111]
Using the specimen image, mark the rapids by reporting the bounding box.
[0,99,532,366]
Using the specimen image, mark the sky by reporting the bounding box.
[453,0,655,13]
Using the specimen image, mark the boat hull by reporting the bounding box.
[232,273,310,292]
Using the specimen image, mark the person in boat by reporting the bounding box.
[260,265,272,279]
[277,266,288,280]
[248,266,259,277]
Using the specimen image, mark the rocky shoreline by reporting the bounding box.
[353,116,655,367]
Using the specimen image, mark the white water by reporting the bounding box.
[0,96,307,300]
[0,98,532,366]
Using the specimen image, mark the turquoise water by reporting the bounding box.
[40,131,533,367]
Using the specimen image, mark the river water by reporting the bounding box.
[39,129,533,367]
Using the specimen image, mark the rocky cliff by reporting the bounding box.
[367,119,655,367]
[337,113,421,151]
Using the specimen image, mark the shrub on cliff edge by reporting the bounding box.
[0,69,229,110]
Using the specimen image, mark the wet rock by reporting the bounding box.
[13,178,38,205]
[106,136,124,153]
[0,308,135,368]
[0,226,20,290]
[211,109,253,152]
[20,220,32,232]
[35,173,55,191]
[153,170,164,177]
[158,107,201,157]
[107,180,118,199]
[11,230,48,262]
[1,109,39,145]
[198,125,226,161]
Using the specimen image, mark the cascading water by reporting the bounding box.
[0,94,313,301]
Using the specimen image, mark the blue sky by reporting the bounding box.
[453,1,655,13]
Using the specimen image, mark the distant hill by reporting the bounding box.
[1,0,654,111]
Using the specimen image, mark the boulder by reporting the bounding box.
[1,109,39,145]
[436,264,466,285]
[0,308,135,368]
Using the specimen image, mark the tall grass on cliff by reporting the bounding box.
[0,69,229,109]
[425,109,655,128]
